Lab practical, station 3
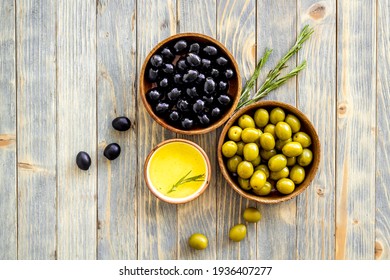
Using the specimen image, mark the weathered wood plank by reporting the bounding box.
[335,0,376,259]
[0,0,17,260]
[177,0,217,260]
[16,0,57,259]
[257,0,297,260]
[296,0,336,260]
[217,0,256,259]
[136,0,177,260]
[96,0,137,260]
[57,0,97,259]
[375,0,390,260]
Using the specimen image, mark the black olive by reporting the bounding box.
[216,56,228,67]
[103,143,121,160]
[159,77,169,88]
[147,88,162,103]
[202,95,214,105]
[189,43,200,54]
[173,73,183,85]
[217,94,231,106]
[150,54,164,68]
[198,114,210,125]
[176,59,188,72]
[160,47,174,62]
[203,45,218,56]
[218,80,229,91]
[181,118,194,129]
[167,88,181,101]
[112,116,131,131]
[147,68,159,82]
[204,77,216,94]
[182,69,199,83]
[195,73,206,85]
[155,102,170,114]
[162,63,174,74]
[173,40,187,54]
[186,87,198,99]
[211,107,221,118]
[177,99,190,112]
[169,110,181,122]
[76,151,91,171]
[201,58,211,70]
[193,99,205,114]
[210,68,220,78]
[186,53,201,67]
[224,68,234,79]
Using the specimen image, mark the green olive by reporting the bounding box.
[237,161,254,179]
[260,132,275,151]
[254,108,269,128]
[275,138,292,150]
[285,114,301,133]
[282,141,303,157]
[188,233,208,250]
[236,141,245,156]
[297,148,313,166]
[243,143,259,161]
[253,181,272,196]
[238,114,256,129]
[222,140,238,158]
[263,124,276,138]
[255,164,270,178]
[293,132,312,148]
[238,177,251,190]
[251,155,261,167]
[275,121,292,140]
[289,165,305,184]
[243,207,262,223]
[227,155,242,173]
[286,156,296,166]
[268,154,287,172]
[250,170,267,190]
[270,166,289,181]
[228,126,242,142]
[229,224,247,242]
[270,107,285,124]
[276,178,295,194]
[260,149,277,161]
[241,128,260,143]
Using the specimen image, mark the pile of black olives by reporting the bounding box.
[145,38,235,130]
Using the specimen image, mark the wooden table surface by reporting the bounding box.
[0,0,389,260]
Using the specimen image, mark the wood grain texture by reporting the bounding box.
[0,0,17,260]
[57,0,97,259]
[217,0,256,259]
[296,0,336,259]
[177,0,217,260]
[136,0,177,260]
[16,0,57,259]
[375,0,390,260]
[335,0,376,259]
[256,0,297,260]
[96,0,137,260]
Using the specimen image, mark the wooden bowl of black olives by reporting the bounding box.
[140,33,242,135]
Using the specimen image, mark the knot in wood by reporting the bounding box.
[308,2,326,20]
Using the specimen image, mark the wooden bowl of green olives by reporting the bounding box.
[217,101,320,204]
[140,33,242,135]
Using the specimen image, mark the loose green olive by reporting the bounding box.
[249,170,267,190]
[270,166,289,181]
[260,149,277,161]
[270,107,285,124]
[255,164,270,178]
[276,178,295,195]
[286,156,296,166]
[238,114,256,129]
[222,140,238,158]
[188,233,208,250]
[254,108,269,128]
[252,181,272,196]
[241,128,260,143]
[229,224,247,242]
[228,126,242,142]
[297,148,313,166]
[243,143,259,161]
[263,124,276,138]
[293,132,312,148]
[268,154,287,172]
[238,177,251,190]
[289,165,305,184]
[260,132,275,151]
[243,207,262,223]
[236,141,245,156]
[275,138,292,150]
[227,155,242,173]
[237,161,254,179]
[251,155,261,167]
[275,121,292,140]
[285,114,301,133]
[282,141,303,157]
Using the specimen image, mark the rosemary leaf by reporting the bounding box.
[167,171,205,194]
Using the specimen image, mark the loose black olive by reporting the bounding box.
[150,54,164,68]
[181,118,194,129]
[173,40,187,53]
[182,69,199,83]
[193,99,205,114]
[186,53,201,67]
[204,77,216,94]
[76,151,91,171]
[112,116,131,131]
[203,45,218,56]
[147,68,159,82]
[160,47,174,62]
[189,43,200,54]
[103,143,121,160]
[167,88,181,101]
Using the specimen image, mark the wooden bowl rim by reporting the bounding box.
[144,138,212,204]
[140,32,242,135]
[217,100,321,204]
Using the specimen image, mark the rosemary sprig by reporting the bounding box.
[167,170,205,193]
[236,25,314,110]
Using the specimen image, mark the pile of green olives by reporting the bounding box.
[221,107,313,196]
